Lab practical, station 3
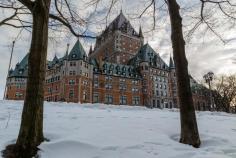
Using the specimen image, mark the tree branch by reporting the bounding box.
[49,14,96,38]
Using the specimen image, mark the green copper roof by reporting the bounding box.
[9,53,29,77]
[68,39,87,61]
[95,62,141,79]
[128,43,169,70]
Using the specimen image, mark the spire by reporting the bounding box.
[53,54,58,61]
[65,43,70,59]
[169,55,175,69]
[139,26,144,38]
[89,45,93,56]
[68,39,87,60]
[53,54,59,64]
[120,8,123,14]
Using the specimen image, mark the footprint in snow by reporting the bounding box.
[102,146,119,151]
[222,148,236,154]
[126,144,144,149]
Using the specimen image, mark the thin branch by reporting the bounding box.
[49,14,96,38]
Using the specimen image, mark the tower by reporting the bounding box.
[168,55,178,108]
[91,11,144,65]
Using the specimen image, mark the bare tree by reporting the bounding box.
[136,0,236,148]
[165,0,201,148]
[212,74,236,112]
[0,0,95,157]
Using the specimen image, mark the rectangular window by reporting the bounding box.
[161,91,163,96]
[132,96,140,105]
[164,84,167,89]
[69,79,75,85]
[119,84,126,91]
[94,80,99,88]
[69,90,74,98]
[93,93,99,103]
[83,91,86,101]
[120,96,127,105]
[105,94,113,104]
[69,71,76,75]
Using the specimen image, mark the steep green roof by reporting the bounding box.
[94,61,141,79]
[68,39,87,61]
[128,43,169,70]
[9,53,29,78]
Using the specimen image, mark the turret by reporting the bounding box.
[89,45,93,56]
[139,26,144,38]
[169,55,175,69]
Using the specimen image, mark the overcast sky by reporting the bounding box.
[0,0,235,99]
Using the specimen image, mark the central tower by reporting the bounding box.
[90,10,144,65]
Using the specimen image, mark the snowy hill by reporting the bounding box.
[0,100,236,158]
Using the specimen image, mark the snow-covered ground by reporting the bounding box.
[0,100,236,158]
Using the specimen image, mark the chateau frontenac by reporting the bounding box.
[5,11,211,110]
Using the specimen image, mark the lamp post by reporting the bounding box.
[3,41,15,100]
[203,71,214,111]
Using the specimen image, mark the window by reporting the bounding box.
[83,91,86,101]
[15,92,23,98]
[48,87,52,93]
[69,90,74,98]
[132,87,139,93]
[164,84,167,89]
[157,100,160,108]
[72,54,76,59]
[132,96,140,105]
[164,91,167,96]
[69,71,76,75]
[94,80,99,88]
[119,84,126,91]
[120,96,127,105]
[105,76,112,81]
[70,61,76,66]
[69,79,75,85]
[132,80,138,85]
[105,94,113,104]
[155,83,158,88]
[93,93,99,103]
[119,78,125,82]
[83,80,88,86]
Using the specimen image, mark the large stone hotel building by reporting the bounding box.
[5,11,211,110]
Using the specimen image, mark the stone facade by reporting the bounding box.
[5,11,211,110]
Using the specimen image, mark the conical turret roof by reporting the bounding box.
[68,39,87,60]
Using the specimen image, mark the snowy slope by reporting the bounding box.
[0,100,236,158]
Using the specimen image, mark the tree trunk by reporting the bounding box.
[166,0,201,148]
[3,1,51,157]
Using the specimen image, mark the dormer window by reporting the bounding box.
[72,54,76,58]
